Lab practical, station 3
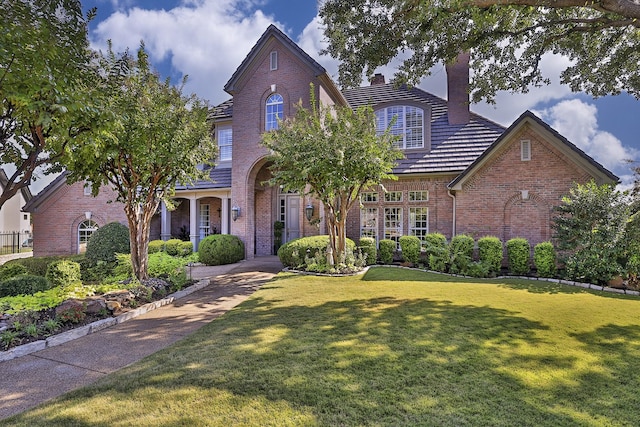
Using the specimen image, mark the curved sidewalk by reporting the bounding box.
[0,256,282,420]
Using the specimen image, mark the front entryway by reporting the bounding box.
[278,192,300,244]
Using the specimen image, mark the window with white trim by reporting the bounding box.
[384,207,403,247]
[199,204,210,238]
[360,207,378,241]
[78,220,98,254]
[218,127,232,162]
[409,191,429,202]
[384,191,403,202]
[360,192,378,203]
[270,51,278,70]
[266,93,283,131]
[521,140,531,161]
[376,105,424,149]
[409,207,429,244]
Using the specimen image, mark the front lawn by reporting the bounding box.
[4,268,640,426]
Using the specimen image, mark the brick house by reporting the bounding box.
[24,25,617,258]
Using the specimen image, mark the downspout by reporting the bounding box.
[447,189,456,237]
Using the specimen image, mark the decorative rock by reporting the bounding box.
[106,300,123,315]
[102,290,134,304]
[54,299,85,317]
[85,298,107,315]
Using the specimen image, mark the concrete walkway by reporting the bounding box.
[0,256,283,420]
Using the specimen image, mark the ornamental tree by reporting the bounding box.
[0,0,97,210]
[320,0,640,102]
[261,86,403,266]
[65,45,215,280]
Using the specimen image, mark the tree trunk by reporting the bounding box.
[124,199,158,281]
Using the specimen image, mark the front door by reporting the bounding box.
[279,193,300,243]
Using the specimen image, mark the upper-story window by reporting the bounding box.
[270,51,278,70]
[266,93,283,131]
[218,127,232,162]
[376,105,424,149]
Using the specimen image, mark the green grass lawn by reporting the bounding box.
[4,267,640,426]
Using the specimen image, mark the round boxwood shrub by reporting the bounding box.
[164,238,183,256]
[198,234,244,266]
[358,237,377,265]
[178,240,194,256]
[399,235,421,265]
[0,264,27,282]
[507,237,531,275]
[45,260,81,288]
[449,234,475,274]
[148,240,165,254]
[0,275,52,297]
[478,236,503,275]
[277,235,356,268]
[85,222,130,265]
[534,241,557,278]
[378,239,396,265]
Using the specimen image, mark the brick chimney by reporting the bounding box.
[370,73,386,86]
[445,52,470,125]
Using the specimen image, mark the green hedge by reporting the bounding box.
[85,222,130,265]
[478,236,503,275]
[424,233,447,271]
[399,235,421,265]
[0,275,52,297]
[199,235,245,266]
[164,238,183,256]
[148,240,165,254]
[507,238,530,275]
[277,235,355,268]
[378,239,396,265]
[358,237,377,265]
[0,264,27,282]
[449,234,474,275]
[45,260,81,288]
[534,241,557,278]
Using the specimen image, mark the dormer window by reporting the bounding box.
[266,93,283,131]
[375,105,424,149]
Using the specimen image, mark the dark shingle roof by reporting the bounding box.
[342,84,506,174]
[209,98,233,121]
[175,167,232,190]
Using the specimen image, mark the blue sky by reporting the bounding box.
[79,0,639,186]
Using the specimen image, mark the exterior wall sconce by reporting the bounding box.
[85,211,92,220]
[305,203,314,222]
[231,206,241,221]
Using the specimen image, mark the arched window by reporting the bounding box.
[78,220,99,253]
[375,105,424,149]
[265,93,283,131]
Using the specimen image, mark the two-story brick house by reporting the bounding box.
[24,25,617,258]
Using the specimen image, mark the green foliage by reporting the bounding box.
[199,235,245,266]
[148,240,165,254]
[465,261,490,279]
[320,1,640,102]
[378,239,396,265]
[533,242,557,278]
[148,252,185,278]
[358,237,377,265]
[164,239,183,256]
[5,256,68,277]
[85,222,131,265]
[448,235,475,275]
[0,264,27,282]
[0,275,52,298]
[45,260,81,288]
[399,235,421,265]
[0,288,66,314]
[262,85,402,265]
[57,305,86,324]
[114,253,134,279]
[424,233,448,271]
[507,238,531,276]
[178,241,194,257]
[477,236,503,275]
[278,236,356,268]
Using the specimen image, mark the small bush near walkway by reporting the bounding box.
[507,238,530,275]
[199,234,244,266]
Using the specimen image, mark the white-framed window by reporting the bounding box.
[83,183,92,196]
[78,220,98,254]
[360,207,378,241]
[266,93,283,131]
[360,192,378,203]
[376,105,424,149]
[199,204,210,238]
[521,139,531,161]
[384,191,403,202]
[384,207,403,247]
[409,207,429,245]
[270,51,278,70]
[409,191,429,202]
[218,127,232,161]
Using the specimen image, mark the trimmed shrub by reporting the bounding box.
[164,238,183,256]
[148,240,165,254]
[358,237,377,265]
[466,261,490,278]
[378,239,396,265]
[5,256,62,277]
[424,233,448,271]
[478,236,503,275]
[85,222,130,265]
[114,253,133,278]
[449,234,475,274]
[148,252,186,278]
[0,275,52,297]
[534,242,557,278]
[399,235,421,265]
[277,235,356,268]
[45,260,81,288]
[507,238,530,275]
[199,235,245,266]
[178,241,194,257]
[0,264,27,282]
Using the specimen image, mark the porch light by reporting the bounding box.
[305,203,314,222]
[231,206,241,221]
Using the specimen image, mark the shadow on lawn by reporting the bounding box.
[12,291,636,426]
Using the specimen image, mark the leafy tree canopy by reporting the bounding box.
[65,44,216,280]
[0,0,96,209]
[320,0,640,103]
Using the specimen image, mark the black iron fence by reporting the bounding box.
[0,231,31,255]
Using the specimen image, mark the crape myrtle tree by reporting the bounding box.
[65,45,215,280]
[261,86,403,266]
[0,0,97,210]
[320,0,640,102]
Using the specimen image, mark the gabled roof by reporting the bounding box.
[342,84,506,174]
[175,167,231,190]
[224,24,326,95]
[0,168,34,204]
[209,98,233,121]
[448,110,619,190]
[22,172,68,212]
